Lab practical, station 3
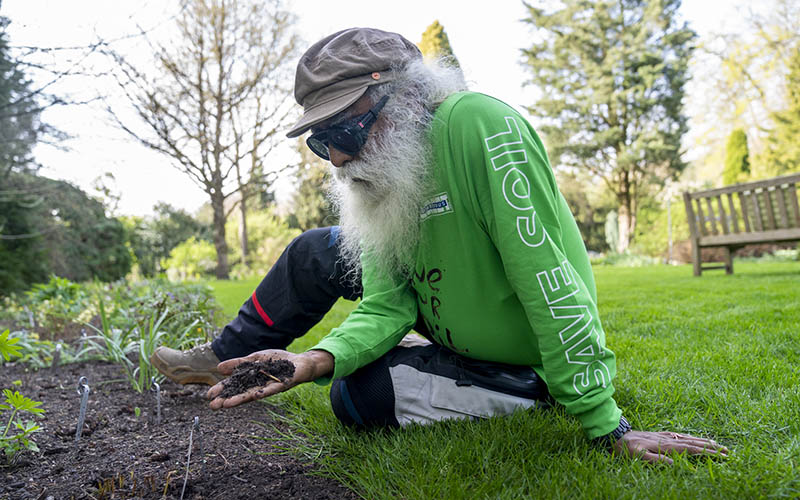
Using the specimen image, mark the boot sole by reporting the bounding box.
[150,350,224,386]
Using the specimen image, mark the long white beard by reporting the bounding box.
[326,57,467,280]
[328,113,431,280]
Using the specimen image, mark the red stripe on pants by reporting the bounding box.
[251,291,274,327]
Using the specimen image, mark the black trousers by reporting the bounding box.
[211,226,361,361]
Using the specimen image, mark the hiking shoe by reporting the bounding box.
[150,342,224,386]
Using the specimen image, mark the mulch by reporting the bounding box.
[0,360,359,500]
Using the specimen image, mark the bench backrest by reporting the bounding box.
[683,173,800,244]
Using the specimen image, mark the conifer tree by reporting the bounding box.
[723,129,750,185]
[418,20,460,67]
[522,0,695,252]
[0,15,42,179]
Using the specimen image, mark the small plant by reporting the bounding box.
[0,389,45,465]
[0,332,45,465]
[0,329,22,363]
[85,300,140,390]
[5,331,92,370]
[87,300,197,392]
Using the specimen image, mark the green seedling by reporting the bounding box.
[134,407,141,418]
[87,300,194,393]
[0,389,45,465]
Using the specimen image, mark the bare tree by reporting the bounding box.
[227,92,293,268]
[107,0,299,278]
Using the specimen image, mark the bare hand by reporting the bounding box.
[614,430,729,464]
[206,349,333,410]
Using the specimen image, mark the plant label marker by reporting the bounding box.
[78,329,87,353]
[180,416,200,500]
[75,376,90,442]
[52,343,62,370]
[25,306,35,329]
[150,376,161,425]
[194,415,205,474]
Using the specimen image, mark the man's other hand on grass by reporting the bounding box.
[614,430,729,464]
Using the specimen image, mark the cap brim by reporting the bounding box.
[286,70,396,138]
[286,86,368,139]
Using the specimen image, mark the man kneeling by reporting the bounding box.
[152,27,727,464]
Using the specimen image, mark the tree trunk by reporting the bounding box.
[617,202,637,253]
[210,191,229,279]
[617,208,629,253]
[615,168,637,253]
[238,194,249,267]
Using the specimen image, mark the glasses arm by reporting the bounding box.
[358,95,390,129]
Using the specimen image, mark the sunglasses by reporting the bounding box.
[306,95,390,161]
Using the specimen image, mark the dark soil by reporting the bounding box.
[0,360,358,500]
[219,360,295,399]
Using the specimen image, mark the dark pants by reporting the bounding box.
[211,227,361,360]
[211,226,548,427]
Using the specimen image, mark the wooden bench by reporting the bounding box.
[683,173,800,276]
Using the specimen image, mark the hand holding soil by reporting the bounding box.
[207,349,334,409]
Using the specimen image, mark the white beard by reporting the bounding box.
[328,110,432,280]
[326,57,467,281]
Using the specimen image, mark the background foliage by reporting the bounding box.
[761,46,800,177]
[686,0,799,183]
[522,0,695,253]
[225,209,300,279]
[1,173,131,295]
[0,2,798,294]
[288,137,334,231]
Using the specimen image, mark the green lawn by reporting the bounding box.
[204,276,262,318]
[207,261,800,499]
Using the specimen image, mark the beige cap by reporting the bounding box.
[286,27,422,138]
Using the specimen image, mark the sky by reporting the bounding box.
[1,0,748,217]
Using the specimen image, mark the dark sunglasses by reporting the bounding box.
[306,95,390,161]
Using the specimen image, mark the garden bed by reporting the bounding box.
[0,360,357,500]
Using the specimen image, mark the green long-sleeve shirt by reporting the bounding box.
[313,92,621,439]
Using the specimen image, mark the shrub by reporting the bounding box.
[24,276,91,334]
[161,237,217,281]
[0,173,132,297]
[590,252,661,267]
[226,210,300,279]
[630,201,689,259]
[83,280,222,392]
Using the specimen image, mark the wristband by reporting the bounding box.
[593,415,631,450]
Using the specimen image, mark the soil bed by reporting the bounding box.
[219,360,295,399]
[0,360,357,500]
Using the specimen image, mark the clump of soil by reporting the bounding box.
[219,359,295,399]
